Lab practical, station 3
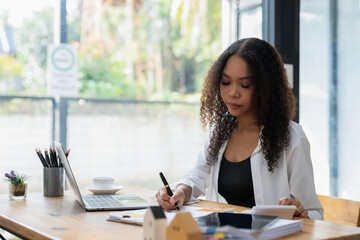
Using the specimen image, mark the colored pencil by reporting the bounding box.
[35,148,47,167]
[45,149,52,167]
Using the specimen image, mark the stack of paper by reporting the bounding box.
[214,219,303,240]
[259,219,303,239]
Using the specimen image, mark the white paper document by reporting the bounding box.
[108,206,227,225]
[260,219,303,239]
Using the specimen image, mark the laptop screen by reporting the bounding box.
[54,141,86,208]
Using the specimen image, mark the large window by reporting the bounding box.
[300,0,360,200]
[300,0,330,196]
[0,0,263,195]
[1,0,222,99]
[5,0,358,202]
[222,0,262,46]
[336,0,360,200]
[0,0,223,193]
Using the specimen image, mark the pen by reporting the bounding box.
[159,172,180,211]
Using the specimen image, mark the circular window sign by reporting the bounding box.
[51,46,75,72]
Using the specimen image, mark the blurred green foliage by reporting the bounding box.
[0,0,221,101]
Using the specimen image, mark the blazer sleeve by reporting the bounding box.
[286,131,324,220]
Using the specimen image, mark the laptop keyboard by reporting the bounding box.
[84,195,124,208]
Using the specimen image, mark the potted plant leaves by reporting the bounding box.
[4,170,30,200]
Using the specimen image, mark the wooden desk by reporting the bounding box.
[1,187,360,240]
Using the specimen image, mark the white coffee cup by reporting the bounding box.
[92,177,115,189]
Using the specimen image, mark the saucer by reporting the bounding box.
[86,185,123,195]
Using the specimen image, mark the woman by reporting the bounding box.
[156,38,323,220]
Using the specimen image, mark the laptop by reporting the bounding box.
[54,141,156,211]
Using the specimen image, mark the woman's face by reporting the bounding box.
[220,55,254,119]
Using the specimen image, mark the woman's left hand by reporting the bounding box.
[278,197,308,218]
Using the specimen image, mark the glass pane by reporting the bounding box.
[68,0,222,100]
[337,0,360,200]
[1,0,222,99]
[0,0,221,194]
[221,0,262,46]
[239,1,262,39]
[66,100,206,190]
[0,98,53,194]
[301,0,360,200]
[0,0,56,94]
[300,0,330,195]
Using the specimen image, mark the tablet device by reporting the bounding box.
[196,212,279,233]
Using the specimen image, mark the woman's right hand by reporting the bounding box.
[155,187,186,210]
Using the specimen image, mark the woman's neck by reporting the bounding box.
[236,116,259,132]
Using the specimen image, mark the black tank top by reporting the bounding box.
[218,155,256,208]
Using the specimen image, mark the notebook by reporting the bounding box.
[242,205,296,219]
[54,141,157,211]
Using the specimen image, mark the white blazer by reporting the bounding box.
[174,121,323,220]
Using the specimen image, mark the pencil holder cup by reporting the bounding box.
[43,167,64,197]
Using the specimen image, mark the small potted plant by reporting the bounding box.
[4,170,30,200]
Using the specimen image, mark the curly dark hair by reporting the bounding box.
[200,38,296,171]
